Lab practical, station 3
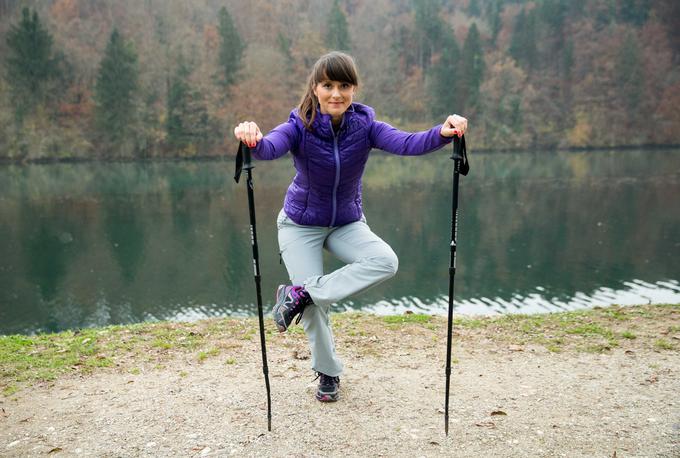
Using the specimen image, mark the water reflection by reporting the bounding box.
[1,149,679,334]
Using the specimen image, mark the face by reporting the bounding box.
[313,80,355,122]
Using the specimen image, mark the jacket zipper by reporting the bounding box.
[330,119,342,227]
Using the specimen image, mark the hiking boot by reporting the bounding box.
[315,372,340,402]
[272,285,312,332]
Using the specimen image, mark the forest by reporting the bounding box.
[0,0,678,160]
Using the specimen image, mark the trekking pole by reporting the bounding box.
[445,134,469,437]
[234,141,272,432]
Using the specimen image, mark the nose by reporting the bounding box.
[331,87,341,98]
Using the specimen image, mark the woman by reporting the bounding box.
[234,51,467,402]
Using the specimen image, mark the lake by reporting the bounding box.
[1,148,679,335]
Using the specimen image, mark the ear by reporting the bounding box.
[312,83,318,99]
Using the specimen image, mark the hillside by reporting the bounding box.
[1,0,679,160]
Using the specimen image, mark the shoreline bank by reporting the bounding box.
[1,303,678,457]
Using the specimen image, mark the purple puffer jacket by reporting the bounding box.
[253,102,453,227]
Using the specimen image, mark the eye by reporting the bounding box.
[323,82,332,88]
[341,83,351,89]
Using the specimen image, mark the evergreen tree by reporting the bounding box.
[166,60,209,152]
[615,32,644,116]
[413,0,444,71]
[166,62,191,149]
[509,8,537,71]
[467,0,481,17]
[325,0,351,51]
[94,29,139,148]
[427,29,461,120]
[486,0,503,45]
[619,0,651,26]
[217,6,244,88]
[5,8,60,120]
[461,23,485,112]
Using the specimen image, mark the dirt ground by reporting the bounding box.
[1,305,678,457]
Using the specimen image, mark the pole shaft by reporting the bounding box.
[245,158,272,432]
[445,138,462,436]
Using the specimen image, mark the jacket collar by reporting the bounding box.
[312,104,356,139]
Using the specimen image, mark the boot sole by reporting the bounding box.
[273,285,289,333]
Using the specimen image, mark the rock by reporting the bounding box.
[7,439,22,448]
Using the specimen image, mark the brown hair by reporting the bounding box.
[298,51,360,130]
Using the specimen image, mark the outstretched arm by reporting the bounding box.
[369,114,468,156]
[233,118,299,160]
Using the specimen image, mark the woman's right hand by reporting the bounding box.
[233,121,263,148]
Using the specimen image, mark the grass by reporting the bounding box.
[1,303,677,395]
[381,313,432,325]
[654,339,675,351]
[197,348,220,362]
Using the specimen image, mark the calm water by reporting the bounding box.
[1,149,679,335]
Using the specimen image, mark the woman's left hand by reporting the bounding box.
[440,114,468,138]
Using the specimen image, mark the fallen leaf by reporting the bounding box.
[490,410,507,416]
[429,441,440,446]
[292,350,309,360]
[508,345,524,352]
[48,447,63,454]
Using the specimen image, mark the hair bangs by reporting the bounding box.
[315,54,358,86]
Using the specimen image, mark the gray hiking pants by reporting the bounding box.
[276,209,399,377]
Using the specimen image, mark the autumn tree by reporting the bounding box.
[94,28,139,152]
[325,0,351,51]
[5,8,61,121]
[217,6,244,88]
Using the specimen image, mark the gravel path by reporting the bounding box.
[1,306,678,457]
